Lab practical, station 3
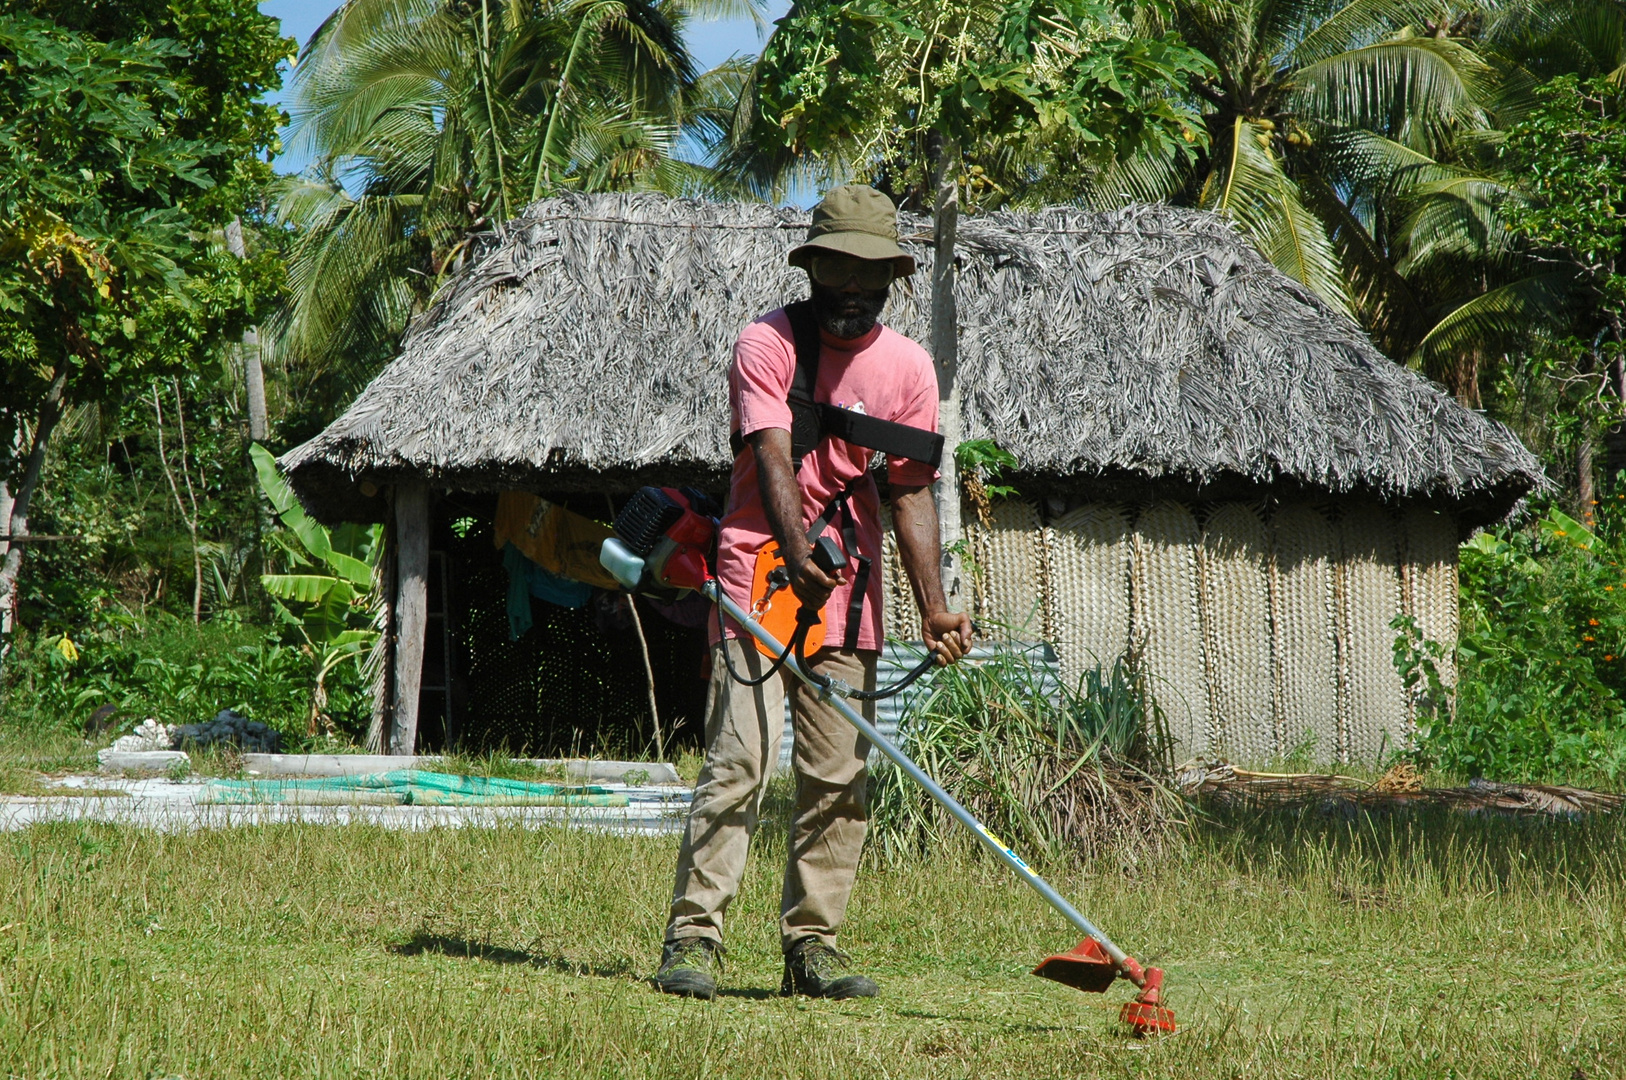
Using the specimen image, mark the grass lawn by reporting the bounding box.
[2,776,1622,1080]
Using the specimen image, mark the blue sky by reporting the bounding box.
[259,0,791,175]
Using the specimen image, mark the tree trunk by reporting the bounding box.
[243,327,268,444]
[1579,436,1597,526]
[366,512,398,754]
[0,480,12,651]
[389,480,430,755]
[151,384,205,623]
[225,217,268,443]
[1449,348,1483,410]
[929,138,964,609]
[0,369,69,674]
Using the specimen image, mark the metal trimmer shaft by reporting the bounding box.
[704,580,1135,975]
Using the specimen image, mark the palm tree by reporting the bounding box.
[1373,0,1625,404]
[1481,0,1625,84]
[270,0,757,386]
[1084,0,1503,330]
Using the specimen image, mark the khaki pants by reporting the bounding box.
[666,639,877,952]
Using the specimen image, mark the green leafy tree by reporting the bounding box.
[729,0,1210,207]
[0,3,287,667]
[1480,0,1626,86]
[1493,75,1626,506]
[271,0,758,391]
[1379,0,1625,411]
[726,0,1211,595]
[1413,505,1626,782]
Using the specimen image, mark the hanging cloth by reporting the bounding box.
[503,542,593,640]
[493,492,621,590]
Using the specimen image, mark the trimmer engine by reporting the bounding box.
[600,486,719,594]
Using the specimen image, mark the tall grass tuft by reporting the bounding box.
[868,636,1187,869]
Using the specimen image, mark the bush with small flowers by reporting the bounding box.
[1420,500,1626,783]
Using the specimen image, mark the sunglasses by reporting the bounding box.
[809,253,895,291]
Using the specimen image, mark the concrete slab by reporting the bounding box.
[241,754,417,777]
[1,773,692,835]
[240,754,682,785]
[522,759,683,785]
[95,750,190,772]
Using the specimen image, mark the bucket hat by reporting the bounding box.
[788,184,916,278]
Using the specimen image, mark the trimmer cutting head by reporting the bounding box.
[1120,999,1178,1037]
[1032,939,1177,1036]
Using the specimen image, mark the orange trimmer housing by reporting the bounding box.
[748,544,827,658]
[1032,938,1176,1036]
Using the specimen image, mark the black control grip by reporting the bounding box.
[810,535,848,576]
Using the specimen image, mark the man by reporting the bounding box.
[653,185,973,1000]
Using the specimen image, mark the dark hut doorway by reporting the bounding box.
[414,492,710,757]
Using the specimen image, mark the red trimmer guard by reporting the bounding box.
[1031,936,1118,993]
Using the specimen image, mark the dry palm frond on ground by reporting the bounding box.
[1179,759,1626,818]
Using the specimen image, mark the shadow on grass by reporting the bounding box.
[893,1007,1071,1033]
[393,935,795,1001]
[391,932,637,979]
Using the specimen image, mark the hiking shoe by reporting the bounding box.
[780,938,878,1000]
[652,938,723,999]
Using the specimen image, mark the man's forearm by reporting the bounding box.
[890,484,947,617]
[749,428,809,561]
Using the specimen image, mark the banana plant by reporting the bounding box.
[250,444,382,734]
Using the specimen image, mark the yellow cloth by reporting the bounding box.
[492,492,620,590]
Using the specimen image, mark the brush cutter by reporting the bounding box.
[600,487,1175,1035]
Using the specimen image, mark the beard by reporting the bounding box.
[810,281,889,340]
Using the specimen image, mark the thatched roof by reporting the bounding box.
[282,193,1541,527]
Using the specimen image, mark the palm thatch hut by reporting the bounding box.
[282,192,1542,763]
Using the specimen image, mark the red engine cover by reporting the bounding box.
[646,488,716,592]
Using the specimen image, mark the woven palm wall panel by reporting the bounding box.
[878,505,917,641]
[1268,504,1341,760]
[1401,506,1460,689]
[1335,506,1411,761]
[1042,504,1134,684]
[1132,502,1214,755]
[969,499,1048,637]
[1199,504,1275,761]
[873,497,1455,764]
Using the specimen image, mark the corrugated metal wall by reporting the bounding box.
[777,641,1061,769]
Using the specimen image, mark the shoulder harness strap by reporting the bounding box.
[803,477,873,651]
[785,300,825,467]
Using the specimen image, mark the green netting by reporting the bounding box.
[199,771,628,807]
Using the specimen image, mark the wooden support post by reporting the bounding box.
[390,479,429,755]
[365,503,398,754]
[930,137,964,608]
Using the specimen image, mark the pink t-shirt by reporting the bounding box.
[713,307,940,651]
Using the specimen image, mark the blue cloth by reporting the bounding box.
[503,542,593,639]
